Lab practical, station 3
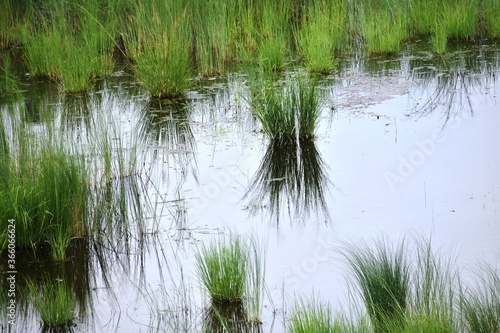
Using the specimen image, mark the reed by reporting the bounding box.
[257,2,289,72]
[249,73,321,141]
[432,18,448,54]
[196,235,250,304]
[27,278,75,329]
[0,53,18,97]
[343,237,410,333]
[443,0,478,41]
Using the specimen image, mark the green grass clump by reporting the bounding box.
[297,1,342,73]
[250,74,321,142]
[460,264,500,333]
[27,278,75,329]
[363,9,407,55]
[0,53,18,97]
[343,238,410,333]
[196,235,250,304]
[125,0,192,98]
[485,0,500,38]
[0,110,88,260]
[287,298,338,333]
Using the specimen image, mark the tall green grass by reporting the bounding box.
[249,74,321,142]
[287,297,337,333]
[485,0,500,38]
[460,263,500,333]
[297,1,343,73]
[362,9,408,55]
[26,277,75,329]
[196,235,250,304]
[343,238,410,332]
[0,109,88,260]
[0,53,18,97]
[124,0,192,99]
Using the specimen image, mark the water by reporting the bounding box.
[1,41,499,332]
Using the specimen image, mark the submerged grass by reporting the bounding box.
[249,73,321,142]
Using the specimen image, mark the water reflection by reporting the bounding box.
[203,301,262,333]
[245,139,330,224]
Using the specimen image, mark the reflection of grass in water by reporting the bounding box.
[27,278,75,329]
[245,139,329,222]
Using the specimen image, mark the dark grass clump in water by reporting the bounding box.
[196,236,250,304]
[343,237,410,333]
[460,263,500,333]
[249,74,321,142]
[26,278,75,330]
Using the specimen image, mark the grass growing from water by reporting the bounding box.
[343,238,410,333]
[362,9,408,55]
[196,235,250,304]
[27,278,75,329]
[0,109,88,260]
[287,297,337,333]
[460,263,500,333]
[297,0,343,73]
[125,0,192,99]
[249,74,321,142]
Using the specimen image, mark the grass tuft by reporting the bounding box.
[196,235,250,304]
[287,297,337,333]
[249,73,321,142]
[343,237,410,333]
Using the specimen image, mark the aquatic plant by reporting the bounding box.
[125,0,192,99]
[0,53,18,98]
[287,297,337,333]
[362,9,407,55]
[485,0,500,37]
[249,74,321,142]
[27,278,75,329]
[196,235,250,304]
[460,263,500,333]
[297,1,342,73]
[343,237,410,333]
[0,109,88,260]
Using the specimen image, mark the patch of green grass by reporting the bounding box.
[287,297,337,333]
[485,0,500,38]
[249,73,321,142]
[0,53,18,98]
[460,263,500,333]
[343,237,410,333]
[297,1,342,73]
[196,235,250,304]
[432,18,448,54]
[0,109,88,260]
[27,278,75,329]
[443,0,478,41]
[363,9,407,55]
[125,0,192,98]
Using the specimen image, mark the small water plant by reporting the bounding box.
[196,235,250,304]
[343,237,410,333]
[249,73,321,142]
[287,297,337,333]
[27,278,75,330]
